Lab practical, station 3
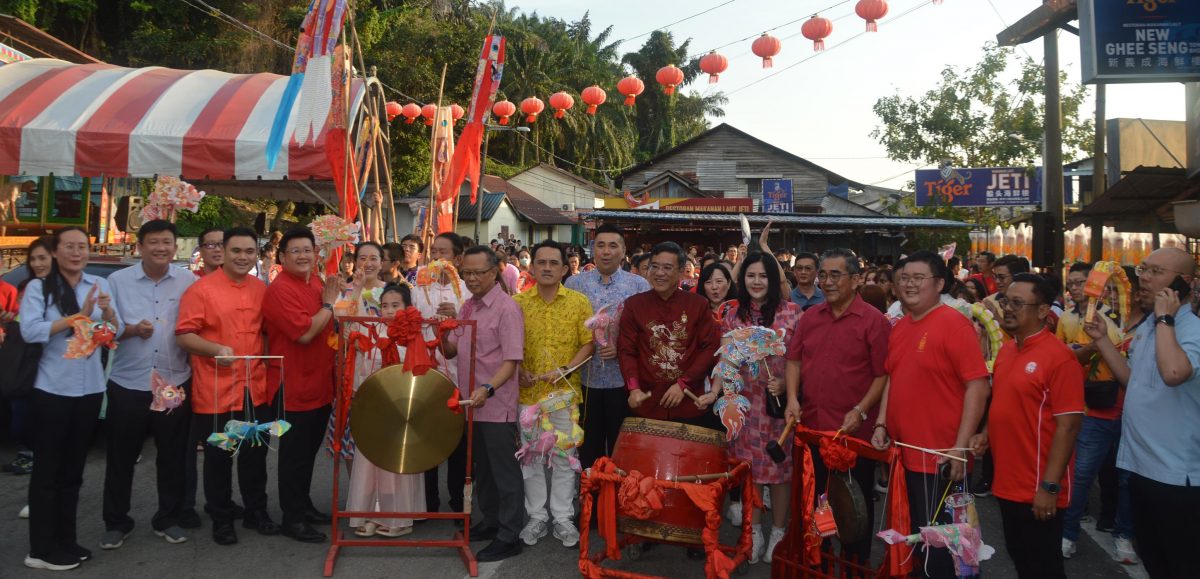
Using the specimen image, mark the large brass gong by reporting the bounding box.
[349,366,464,474]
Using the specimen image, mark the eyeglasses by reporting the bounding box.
[1135,263,1191,278]
[816,271,848,283]
[897,274,932,286]
[400,244,420,252]
[460,266,496,279]
[997,297,1040,311]
[647,264,678,274]
[1065,280,1085,288]
[200,242,222,250]
[285,247,315,256]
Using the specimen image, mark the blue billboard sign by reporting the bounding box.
[1080,0,1200,84]
[915,167,1041,207]
[762,179,793,213]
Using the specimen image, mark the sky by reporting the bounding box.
[509,0,1186,190]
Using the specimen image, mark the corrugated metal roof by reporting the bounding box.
[582,209,969,229]
[456,192,506,221]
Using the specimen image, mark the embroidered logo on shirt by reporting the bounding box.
[647,315,689,382]
[1025,362,1038,374]
[917,332,928,352]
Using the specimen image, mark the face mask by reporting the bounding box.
[519,257,531,267]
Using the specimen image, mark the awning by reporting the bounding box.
[1066,166,1200,233]
[583,209,970,232]
[0,58,366,181]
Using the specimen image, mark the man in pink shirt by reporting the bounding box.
[443,245,525,563]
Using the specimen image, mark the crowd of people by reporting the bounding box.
[0,221,1196,579]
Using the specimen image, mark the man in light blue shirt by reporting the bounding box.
[1088,247,1199,578]
[565,224,649,468]
[102,219,196,549]
[789,253,824,310]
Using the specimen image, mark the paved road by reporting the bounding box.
[0,434,1139,578]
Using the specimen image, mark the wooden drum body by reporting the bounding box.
[610,417,728,544]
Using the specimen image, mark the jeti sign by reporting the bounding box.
[914,167,1041,208]
[761,179,793,214]
[1080,0,1200,84]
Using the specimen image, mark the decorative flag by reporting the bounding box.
[436,34,506,223]
[266,0,349,170]
[431,106,457,234]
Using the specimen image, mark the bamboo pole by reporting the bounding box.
[428,63,447,251]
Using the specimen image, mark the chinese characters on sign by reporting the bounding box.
[761,179,793,214]
[914,168,1041,208]
[1080,0,1200,83]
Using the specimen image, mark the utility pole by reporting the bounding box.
[1043,31,1065,269]
[473,125,530,244]
[1089,83,1106,262]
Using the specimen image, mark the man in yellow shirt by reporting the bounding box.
[512,240,593,549]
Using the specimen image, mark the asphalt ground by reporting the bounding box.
[0,429,1140,578]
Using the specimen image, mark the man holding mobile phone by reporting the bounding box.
[1084,248,1199,578]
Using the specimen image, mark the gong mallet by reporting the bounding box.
[766,415,798,463]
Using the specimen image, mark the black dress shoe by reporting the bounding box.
[212,522,238,546]
[178,509,202,529]
[304,509,332,525]
[242,510,281,536]
[468,525,498,542]
[60,543,91,562]
[282,522,327,544]
[476,539,522,562]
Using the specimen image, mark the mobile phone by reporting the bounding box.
[1168,275,1191,300]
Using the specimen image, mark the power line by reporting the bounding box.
[513,132,639,176]
[693,0,854,56]
[614,0,743,46]
[867,162,934,186]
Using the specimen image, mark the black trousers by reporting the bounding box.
[809,445,875,564]
[1129,473,1200,579]
[472,421,525,543]
[102,380,193,533]
[424,432,467,513]
[193,405,271,524]
[579,386,628,470]
[904,471,958,579]
[997,498,1066,579]
[28,389,102,558]
[277,404,331,525]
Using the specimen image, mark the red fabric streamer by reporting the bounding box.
[616,471,664,520]
[590,458,622,562]
[798,444,821,566]
[884,451,913,577]
[818,436,858,471]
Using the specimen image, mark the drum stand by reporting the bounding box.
[323,317,479,577]
[577,459,756,579]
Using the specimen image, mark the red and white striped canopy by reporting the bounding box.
[0,59,365,180]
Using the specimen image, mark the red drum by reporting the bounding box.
[611,417,729,544]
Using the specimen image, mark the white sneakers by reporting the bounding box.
[18,504,29,519]
[1114,537,1139,565]
[519,519,549,546]
[764,527,786,563]
[726,501,742,526]
[552,520,580,548]
[749,527,764,564]
[1062,538,1076,559]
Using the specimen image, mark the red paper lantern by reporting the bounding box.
[421,103,437,126]
[520,96,545,123]
[617,76,644,107]
[450,103,465,122]
[580,85,606,115]
[656,64,684,96]
[856,0,889,32]
[549,91,574,119]
[384,101,402,122]
[801,15,834,52]
[492,100,516,125]
[699,51,728,84]
[751,33,782,68]
[400,102,421,124]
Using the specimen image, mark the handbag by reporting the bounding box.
[0,320,42,398]
[1084,380,1120,410]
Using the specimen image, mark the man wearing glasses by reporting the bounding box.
[785,248,889,565]
[1084,248,1200,578]
[618,242,719,423]
[789,252,823,310]
[872,250,990,579]
[970,273,1083,579]
[442,245,526,562]
[262,228,343,544]
[982,254,1029,321]
[195,228,224,278]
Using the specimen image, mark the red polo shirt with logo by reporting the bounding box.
[262,269,335,411]
[990,329,1084,508]
[886,304,990,473]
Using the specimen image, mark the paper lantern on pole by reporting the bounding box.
[801,15,834,52]
[450,103,465,122]
[617,76,644,106]
[856,0,889,32]
[581,85,606,114]
[751,33,782,68]
[521,96,545,123]
[421,104,437,126]
[699,51,728,84]
[492,100,516,125]
[549,91,574,119]
[656,64,684,96]
[384,101,402,122]
[400,103,421,124]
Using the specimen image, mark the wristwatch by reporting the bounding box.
[1039,481,1060,495]
[1156,314,1175,327]
[321,302,334,312]
[483,383,495,398]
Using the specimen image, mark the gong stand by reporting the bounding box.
[323,316,479,577]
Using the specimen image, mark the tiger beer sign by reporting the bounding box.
[914,167,1041,208]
